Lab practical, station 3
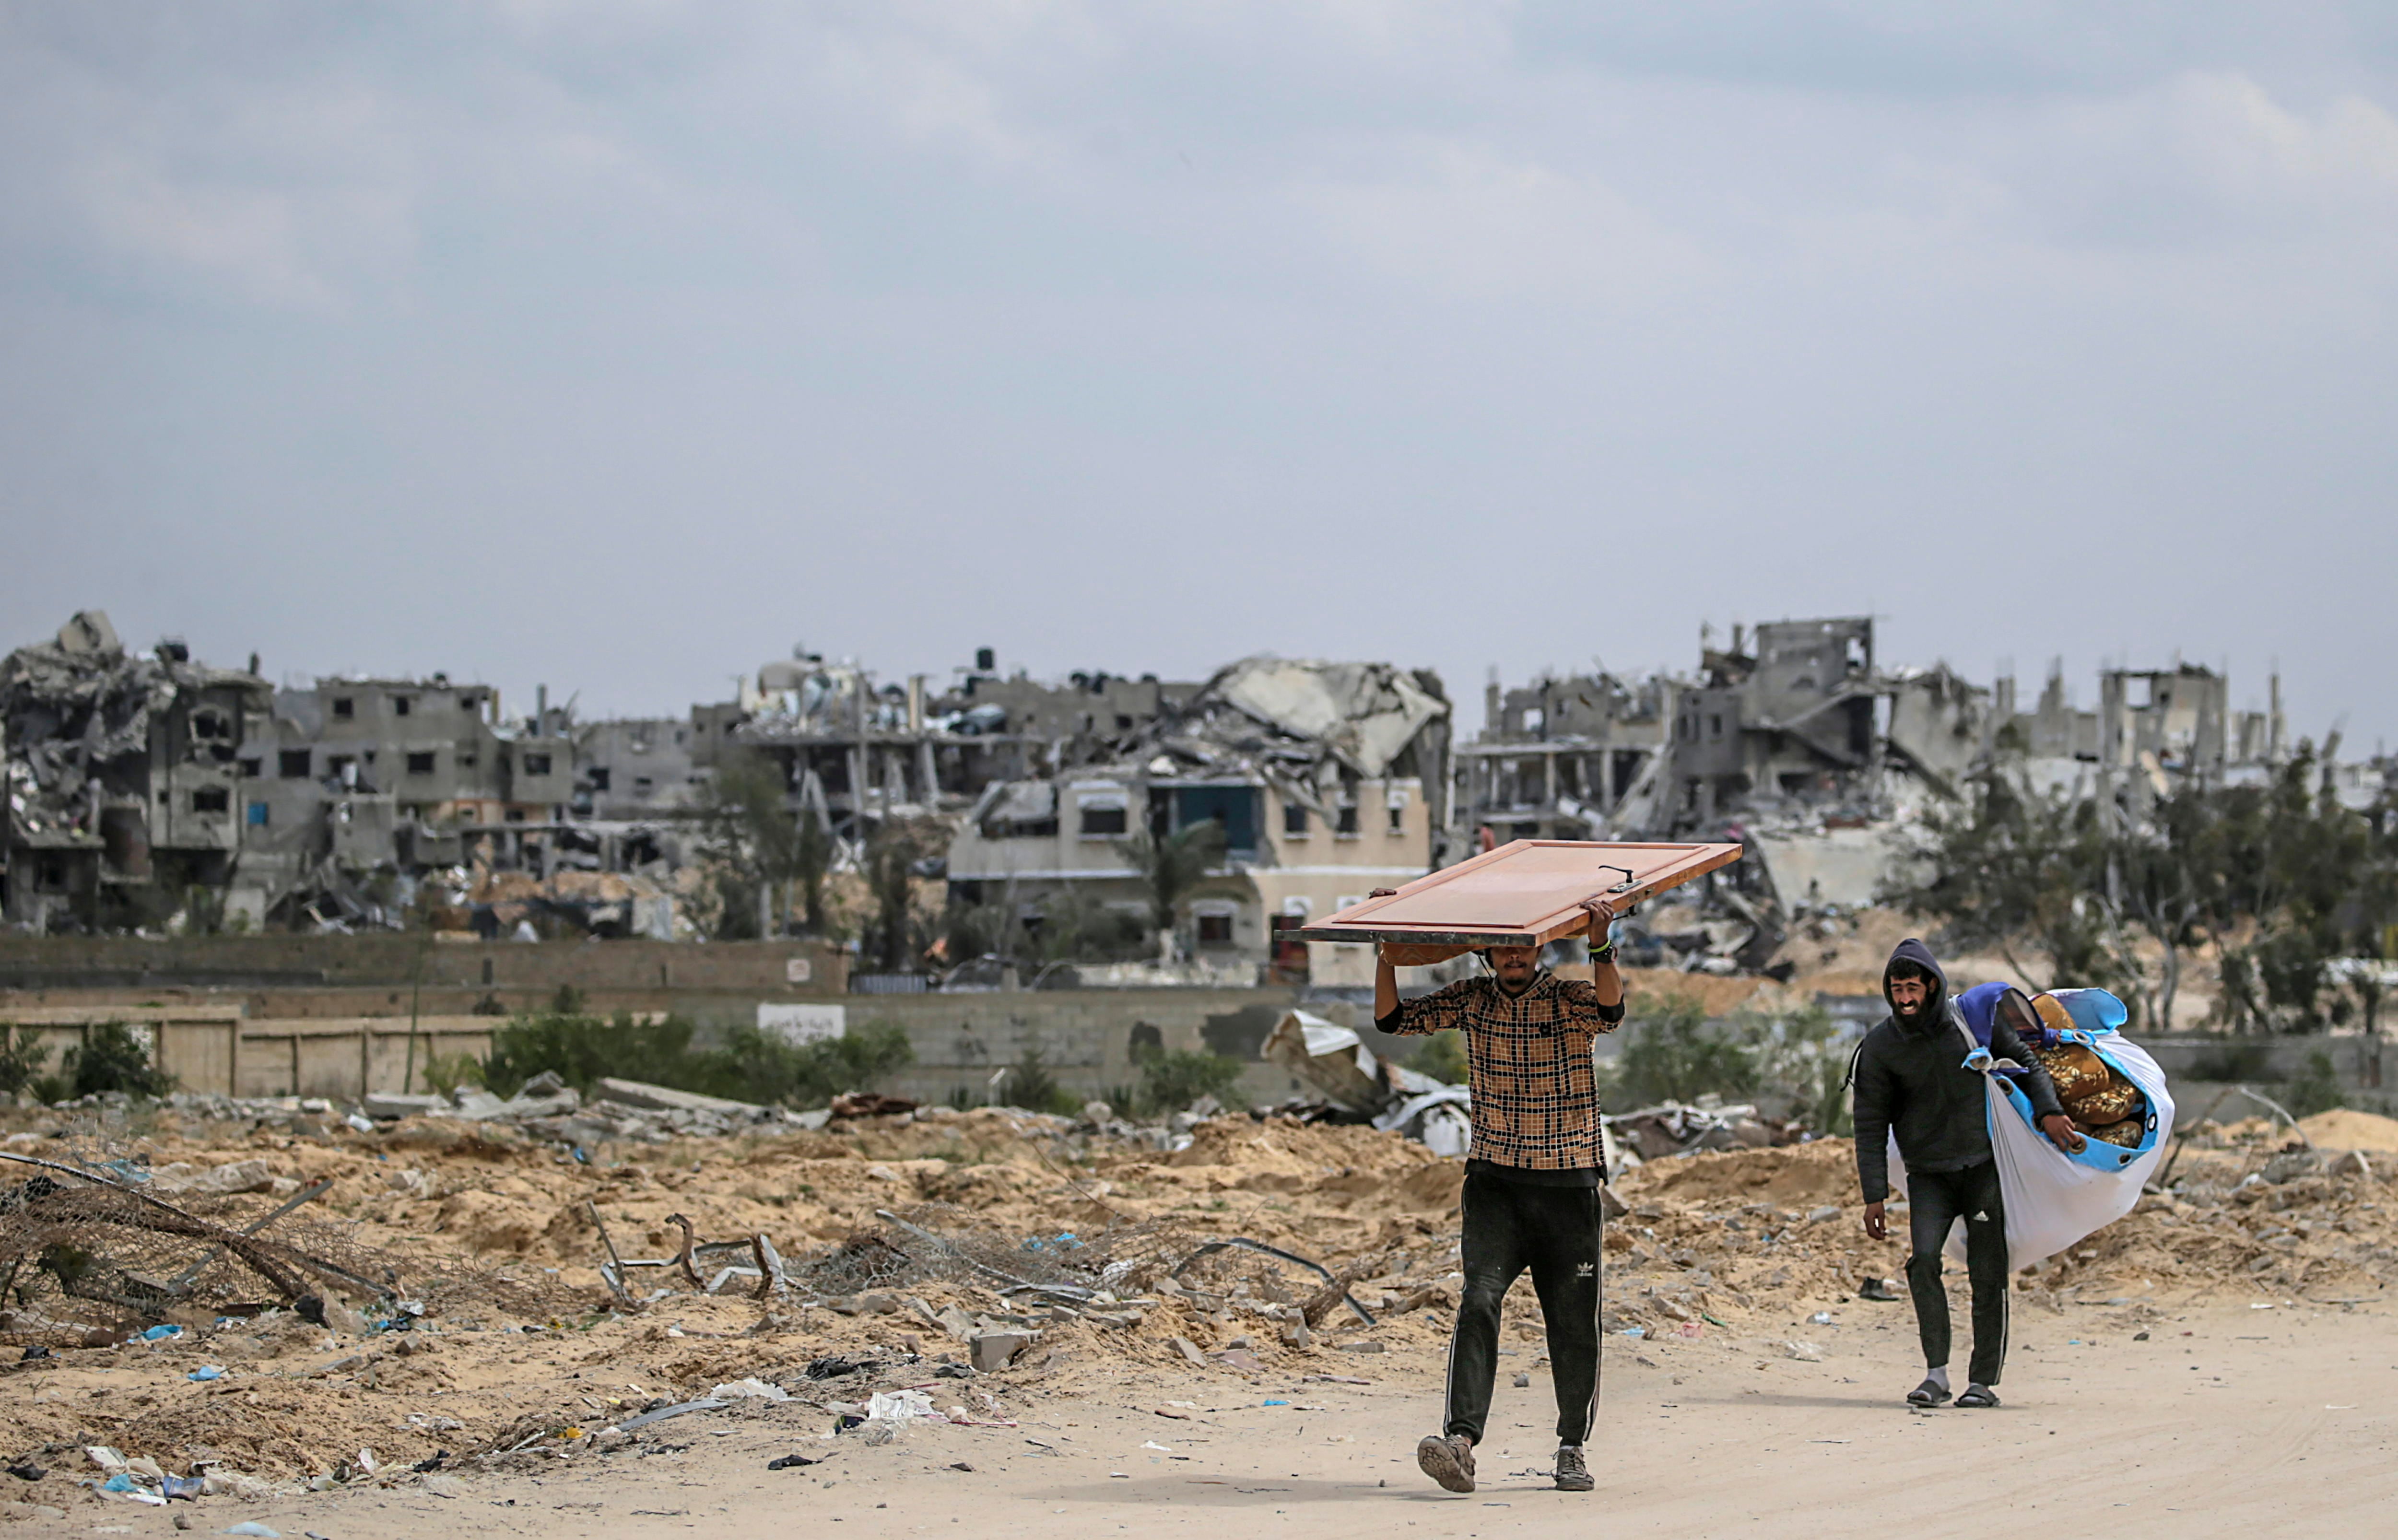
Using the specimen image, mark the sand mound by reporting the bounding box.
[2299,1108,2398,1152]
[1619,1138,1857,1209]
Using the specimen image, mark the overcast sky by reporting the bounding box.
[4,3,2395,747]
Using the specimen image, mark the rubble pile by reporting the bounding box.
[0,612,265,848]
[0,1101,2389,1514]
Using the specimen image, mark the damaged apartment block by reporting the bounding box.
[942,656,1453,989]
[1,612,269,933]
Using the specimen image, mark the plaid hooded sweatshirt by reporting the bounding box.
[1377,973,1625,1177]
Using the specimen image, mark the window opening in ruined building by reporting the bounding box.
[395,696,412,716]
[1078,797,1128,837]
[589,767,611,792]
[279,750,312,778]
[1283,803,1309,836]
[332,697,354,719]
[1387,802,1405,834]
[191,709,230,741]
[633,776,655,798]
[238,758,260,779]
[191,787,230,814]
[505,808,526,823]
[1709,714,1723,738]
[1171,786,1258,856]
[523,752,552,776]
[1196,911,1235,945]
[407,751,437,776]
[247,801,268,826]
[1336,801,1360,836]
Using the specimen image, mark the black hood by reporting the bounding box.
[1882,937,1950,1033]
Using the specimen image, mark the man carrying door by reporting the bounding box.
[1371,891,1624,1495]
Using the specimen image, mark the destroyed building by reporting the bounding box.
[1,612,270,932]
[942,656,1453,987]
[1461,618,2352,921]
[728,647,1206,846]
[234,676,577,929]
[1454,618,1932,845]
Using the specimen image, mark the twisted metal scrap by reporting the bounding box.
[0,1150,379,1304]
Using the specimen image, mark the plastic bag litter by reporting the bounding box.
[865,1388,940,1421]
[708,1377,791,1401]
[1890,988,2173,1272]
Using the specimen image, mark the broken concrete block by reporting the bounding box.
[969,1331,1031,1373]
[149,1159,276,1196]
[595,1078,767,1117]
[1170,1337,1207,1366]
[2329,1150,2374,1180]
[364,1093,450,1121]
[1279,1321,1311,1350]
[1599,1185,1630,1221]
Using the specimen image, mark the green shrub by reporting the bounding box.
[1404,1032,1469,1087]
[1137,1049,1246,1115]
[63,1022,176,1099]
[1604,992,1759,1109]
[420,1051,486,1099]
[479,1007,913,1109]
[706,1023,915,1109]
[2284,1050,2344,1118]
[0,1026,53,1098]
[482,1010,705,1099]
[996,1046,1078,1115]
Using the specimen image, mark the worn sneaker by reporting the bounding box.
[1553,1445,1593,1493]
[1416,1433,1476,1493]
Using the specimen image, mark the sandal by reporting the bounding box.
[1955,1385,2000,1409]
[1906,1378,1951,1408]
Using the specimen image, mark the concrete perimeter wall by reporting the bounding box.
[0,1005,495,1102]
[0,936,847,996]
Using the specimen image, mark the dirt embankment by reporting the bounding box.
[0,1104,2391,1516]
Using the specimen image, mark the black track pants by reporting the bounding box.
[1445,1170,1603,1446]
[1903,1158,2009,1386]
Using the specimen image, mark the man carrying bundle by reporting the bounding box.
[1853,938,2083,1410]
[1370,892,1623,1495]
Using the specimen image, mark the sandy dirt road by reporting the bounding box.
[99,1295,2393,1540]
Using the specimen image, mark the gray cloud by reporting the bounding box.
[0,2,2392,743]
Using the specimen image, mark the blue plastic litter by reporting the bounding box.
[1262,1399,1289,1407]
[1619,1326,1645,1338]
[139,1324,182,1341]
[163,1473,204,1501]
[101,1473,136,1493]
[188,1365,225,1382]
